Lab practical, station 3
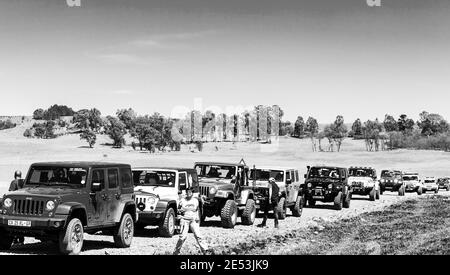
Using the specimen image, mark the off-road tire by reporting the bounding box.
[376,188,380,200]
[277,197,287,220]
[334,192,343,210]
[369,188,376,201]
[417,187,423,195]
[58,218,84,255]
[0,232,14,250]
[220,200,238,229]
[343,192,351,209]
[159,208,176,237]
[114,213,134,248]
[291,196,303,217]
[241,199,256,225]
[398,186,406,196]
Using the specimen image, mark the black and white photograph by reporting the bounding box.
[0,0,449,261]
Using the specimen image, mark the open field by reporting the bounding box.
[1,124,450,255]
[2,121,450,194]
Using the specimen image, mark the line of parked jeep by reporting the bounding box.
[0,161,448,255]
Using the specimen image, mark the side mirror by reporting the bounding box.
[91,182,103,192]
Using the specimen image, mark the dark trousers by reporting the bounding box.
[261,198,279,227]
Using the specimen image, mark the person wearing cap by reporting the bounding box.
[9,170,25,245]
[173,186,209,255]
[258,177,280,229]
[9,170,24,192]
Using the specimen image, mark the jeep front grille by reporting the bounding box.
[136,197,147,205]
[200,186,210,197]
[13,199,45,216]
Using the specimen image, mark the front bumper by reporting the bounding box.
[0,214,67,235]
[305,187,339,202]
[351,186,373,195]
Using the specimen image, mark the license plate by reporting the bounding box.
[313,196,325,199]
[7,220,31,227]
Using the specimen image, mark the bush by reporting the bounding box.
[80,129,97,148]
[23,128,33,138]
[0,120,16,130]
[32,121,56,139]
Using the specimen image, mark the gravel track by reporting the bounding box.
[2,191,445,255]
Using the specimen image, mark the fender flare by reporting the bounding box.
[55,203,87,224]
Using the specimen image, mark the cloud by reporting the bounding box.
[129,30,217,49]
[89,30,217,65]
[92,53,150,65]
[112,90,135,95]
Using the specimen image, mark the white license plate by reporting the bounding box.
[8,220,31,227]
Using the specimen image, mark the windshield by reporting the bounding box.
[250,169,284,182]
[195,165,237,179]
[349,169,373,177]
[135,171,176,187]
[27,166,87,187]
[424,179,435,183]
[308,167,340,179]
[403,176,418,181]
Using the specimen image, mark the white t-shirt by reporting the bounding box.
[179,197,199,221]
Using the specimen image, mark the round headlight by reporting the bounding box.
[3,198,12,208]
[209,188,217,195]
[46,201,55,211]
[394,179,398,183]
[307,183,312,188]
[148,197,157,205]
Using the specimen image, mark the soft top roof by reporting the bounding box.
[194,162,247,167]
[31,162,130,168]
[309,166,346,170]
[132,167,197,173]
[251,166,298,171]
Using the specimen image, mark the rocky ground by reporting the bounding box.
[2,190,447,255]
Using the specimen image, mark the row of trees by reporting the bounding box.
[33,105,75,121]
[349,112,450,152]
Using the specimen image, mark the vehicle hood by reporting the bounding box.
[134,186,176,200]
[199,180,233,190]
[4,186,84,200]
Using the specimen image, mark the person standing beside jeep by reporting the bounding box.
[9,170,24,191]
[173,187,209,255]
[258,177,280,229]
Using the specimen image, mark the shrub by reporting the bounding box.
[0,120,16,130]
[80,129,97,148]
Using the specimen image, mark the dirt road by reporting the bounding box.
[2,191,444,255]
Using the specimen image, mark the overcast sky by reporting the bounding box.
[0,0,449,123]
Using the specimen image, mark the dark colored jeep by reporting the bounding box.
[132,167,201,237]
[303,166,351,210]
[194,161,256,229]
[437,178,450,191]
[379,170,405,196]
[0,162,137,255]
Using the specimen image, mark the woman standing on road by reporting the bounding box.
[173,187,209,255]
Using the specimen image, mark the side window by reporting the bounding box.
[108,169,119,189]
[290,170,295,182]
[179,172,187,190]
[286,171,291,181]
[92,169,106,189]
[295,170,299,182]
[120,168,132,188]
